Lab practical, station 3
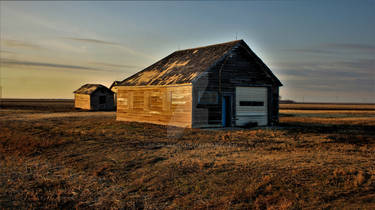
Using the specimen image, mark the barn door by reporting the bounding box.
[235,87,268,126]
[222,95,232,127]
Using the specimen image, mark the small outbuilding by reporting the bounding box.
[74,84,115,111]
[116,40,282,128]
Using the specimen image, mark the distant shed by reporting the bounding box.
[74,84,115,110]
[116,40,282,128]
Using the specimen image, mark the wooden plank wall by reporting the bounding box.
[117,84,192,128]
[192,45,279,127]
[74,94,91,110]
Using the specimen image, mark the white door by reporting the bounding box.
[235,87,268,126]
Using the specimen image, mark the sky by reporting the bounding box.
[0,1,374,102]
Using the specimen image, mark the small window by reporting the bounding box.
[198,91,218,105]
[99,96,106,104]
[149,95,162,111]
[240,101,264,106]
[133,94,144,110]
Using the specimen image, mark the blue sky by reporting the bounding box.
[1,1,374,102]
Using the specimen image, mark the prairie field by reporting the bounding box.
[0,101,374,209]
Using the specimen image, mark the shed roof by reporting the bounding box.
[73,84,112,95]
[119,40,282,86]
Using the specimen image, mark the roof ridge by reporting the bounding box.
[74,83,111,94]
[83,83,104,86]
[118,40,248,86]
[173,40,243,53]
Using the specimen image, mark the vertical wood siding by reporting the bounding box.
[192,46,280,127]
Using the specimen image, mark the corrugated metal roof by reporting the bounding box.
[119,40,282,86]
[119,40,242,86]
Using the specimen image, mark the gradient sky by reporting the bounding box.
[1,1,374,102]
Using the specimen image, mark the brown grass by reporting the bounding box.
[0,103,374,209]
[280,103,375,110]
[0,99,75,112]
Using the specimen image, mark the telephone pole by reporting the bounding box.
[0,63,2,98]
[0,64,2,106]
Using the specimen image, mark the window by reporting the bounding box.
[133,95,144,110]
[149,95,162,111]
[99,96,106,104]
[198,91,218,105]
[240,101,264,106]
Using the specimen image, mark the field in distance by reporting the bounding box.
[0,100,374,209]
[0,98,75,112]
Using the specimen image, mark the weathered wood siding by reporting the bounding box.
[192,45,279,127]
[117,84,192,127]
[74,94,91,110]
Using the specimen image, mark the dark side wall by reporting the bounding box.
[90,89,115,111]
[192,45,280,127]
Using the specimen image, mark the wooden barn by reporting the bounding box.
[74,84,115,111]
[116,40,282,128]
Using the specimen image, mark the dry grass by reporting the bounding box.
[0,103,374,209]
[0,99,75,112]
[280,103,375,110]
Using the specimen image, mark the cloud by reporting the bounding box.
[3,6,95,39]
[284,49,335,54]
[333,59,375,70]
[1,39,43,50]
[0,58,121,72]
[39,39,88,53]
[90,61,142,69]
[0,50,17,54]
[64,37,119,46]
[284,43,375,54]
[273,58,374,98]
[64,37,154,59]
[324,43,375,52]
[274,58,374,73]
[2,7,152,59]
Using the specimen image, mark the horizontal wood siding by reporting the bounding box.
[74,94,91,110]
[117,84,192,128]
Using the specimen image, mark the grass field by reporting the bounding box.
[0,100,374,209]
[0,99,75,112]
